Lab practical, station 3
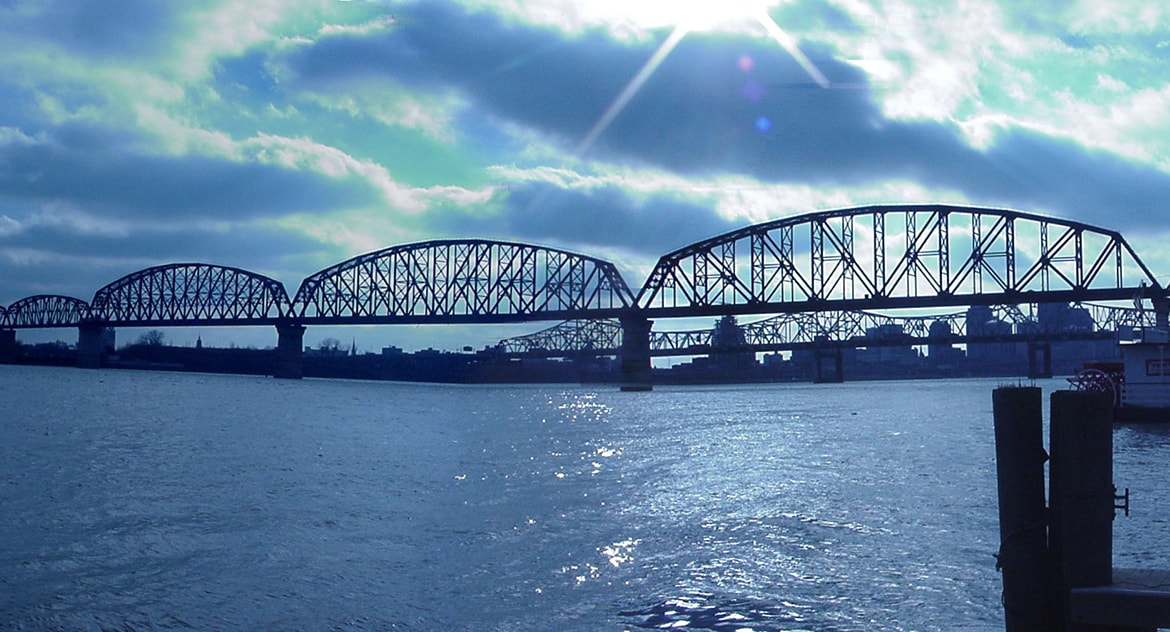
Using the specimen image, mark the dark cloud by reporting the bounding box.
[1,0,178,59]
[431,182,742,257]
[0,221,327,305]
[280,0,1170,234]
[0,127,379,221]
[979,129,1170,232]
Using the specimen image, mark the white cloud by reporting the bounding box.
[301,86,464,144]
[1066,0,1170,34]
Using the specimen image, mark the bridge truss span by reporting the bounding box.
[637,205,1164,317]
[293,239,636,324]
[497,318,624,355]
[90,263,293,326]
[3,295,91,328]
[495,301,1154,358]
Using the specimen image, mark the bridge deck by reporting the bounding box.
[1069,567,1170,628]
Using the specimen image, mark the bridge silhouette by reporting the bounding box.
[2,205,1167,386]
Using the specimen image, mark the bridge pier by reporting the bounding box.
[619,315,653,391]
[813,348,844,383]
[274,324,305,379]
[1154,295,1170,330]
[77,325,115,369]
[1027,341,1053,379]
[0,328,16,364]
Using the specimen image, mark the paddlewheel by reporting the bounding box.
[1067,361,1125,407]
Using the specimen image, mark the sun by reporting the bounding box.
[567,0,827,156]
[569,0,776,33]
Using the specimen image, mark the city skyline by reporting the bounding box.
[3,0,1170,351]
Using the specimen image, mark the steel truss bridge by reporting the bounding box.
[496,303,1155,358]
[2,205,1167,380]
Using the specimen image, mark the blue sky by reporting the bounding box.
[3,0,1170,351]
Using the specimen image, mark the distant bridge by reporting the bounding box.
[2,205,1166,384]
[496,303,1152,358]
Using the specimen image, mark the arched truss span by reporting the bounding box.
[637,205,1164,316]
[497,319,623,355]
[4,295,91,328]
[91,263,292,326]
[293,239,636,324]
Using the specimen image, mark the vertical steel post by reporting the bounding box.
[992,386,1055,631]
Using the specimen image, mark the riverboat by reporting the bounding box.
[1068,329,1170,422]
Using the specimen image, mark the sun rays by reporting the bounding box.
[574,3,829,157]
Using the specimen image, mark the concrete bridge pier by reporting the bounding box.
[813,348,844,383]
[619,315,653,391]
[0,329,16,363]
[1154,295,1170,330]
[77,325,115,369]
[1027,341,1053,379]
[274,323,305,379]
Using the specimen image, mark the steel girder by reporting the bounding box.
[292,239,636,324]
[3,295,91,328]
[90,263,292,326]
[638,205,1163,317]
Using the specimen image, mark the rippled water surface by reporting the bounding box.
[3,365,1169,630]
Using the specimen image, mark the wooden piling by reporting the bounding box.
[992,386,1055,631]
[1049,390,1114,591]
[1049,390,1139,631]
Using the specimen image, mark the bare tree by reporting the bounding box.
[318,337,342,352]
[137,330,165,346]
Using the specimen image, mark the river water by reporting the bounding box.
[2,365,1168,631]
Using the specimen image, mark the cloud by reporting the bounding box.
[0,211,328,303]
[431,181,741,256]
[0,126,382,222]
[277,0,1170,235]
[0,0,179,60]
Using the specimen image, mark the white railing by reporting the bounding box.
[1122,381,1170,408]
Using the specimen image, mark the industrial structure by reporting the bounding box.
[3,205,1167,387]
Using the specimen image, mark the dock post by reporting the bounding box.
[992,386,1055,631]
[1049,390,1124,630]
